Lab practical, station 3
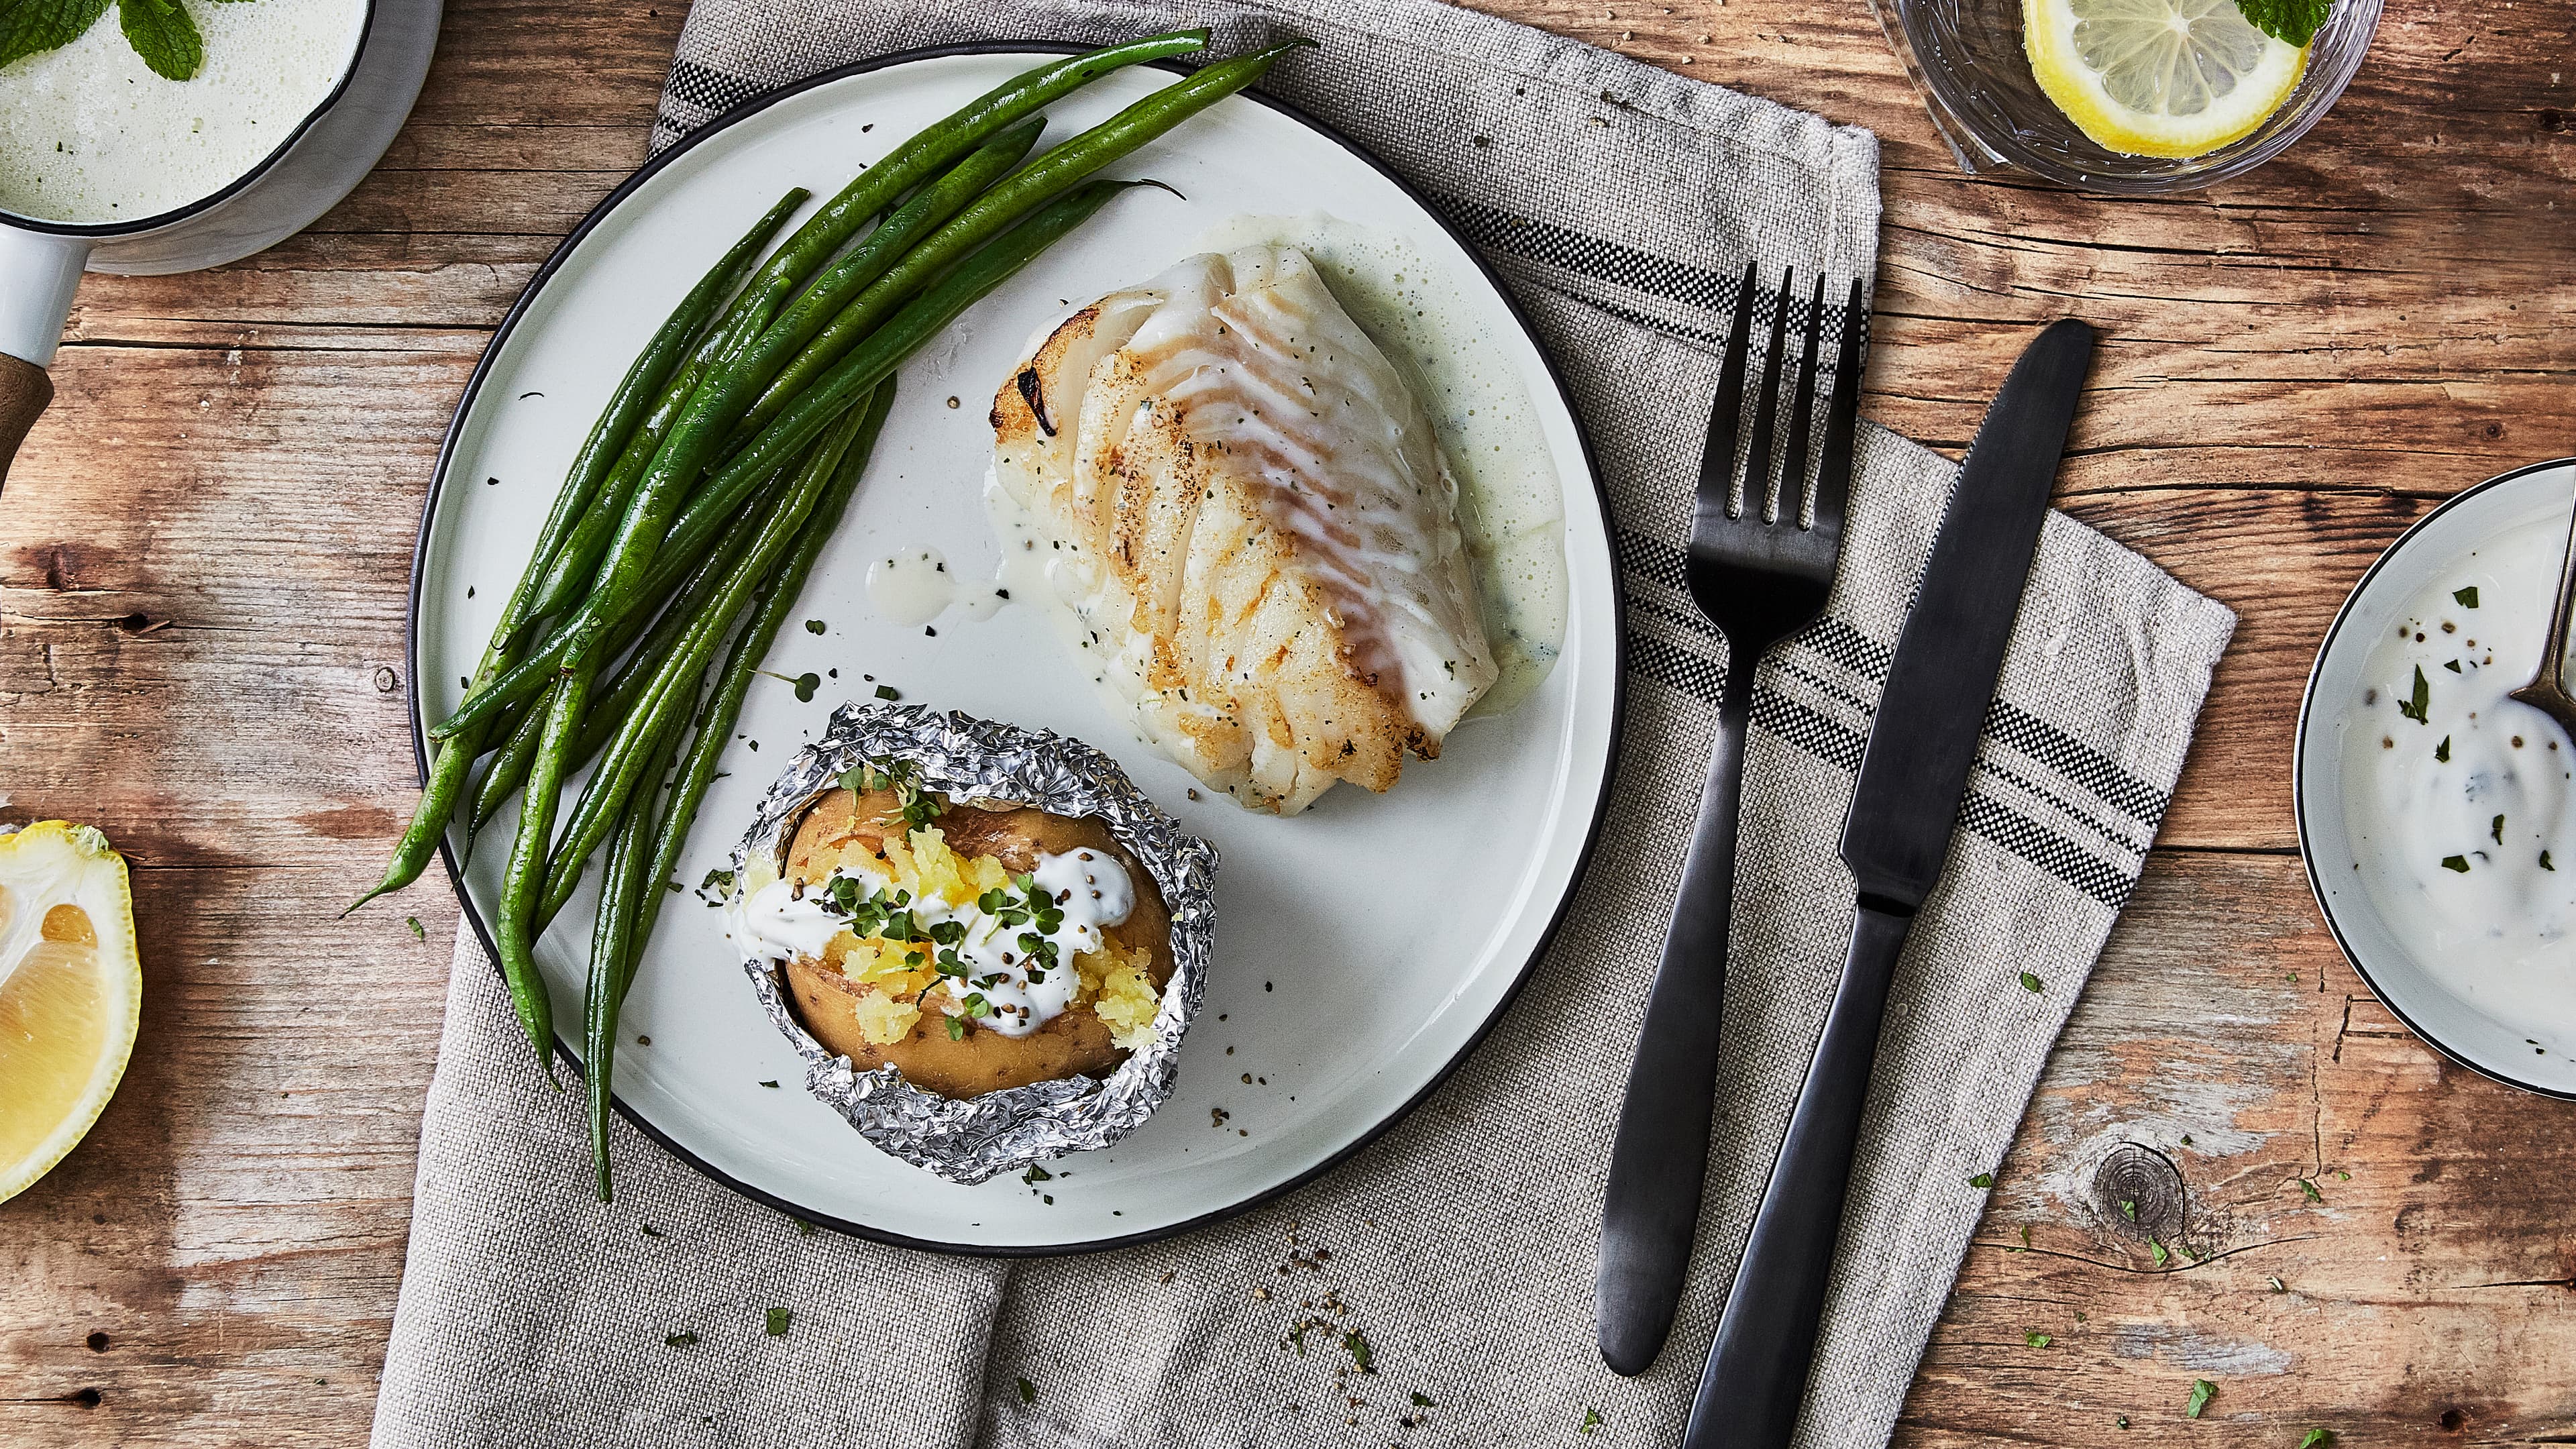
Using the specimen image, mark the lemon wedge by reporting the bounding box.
[0,822,141,1205]
[2024,0,2307,158]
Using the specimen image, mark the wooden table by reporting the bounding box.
[2,0,2569,1442]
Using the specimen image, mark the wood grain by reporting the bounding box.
[0,0,2569,1442]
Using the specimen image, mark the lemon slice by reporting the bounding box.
[2024,0,2307,158]
[0,822,140,1205]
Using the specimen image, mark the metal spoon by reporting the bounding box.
[2509,494,2576,740]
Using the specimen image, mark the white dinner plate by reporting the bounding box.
[2296,456,2576,1099]
[409,44,1622,1250]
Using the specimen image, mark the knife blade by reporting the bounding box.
[1843,316,2094,906]
[1682,317,2096,1449]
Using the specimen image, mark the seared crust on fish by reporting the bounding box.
[991,246,1496,814]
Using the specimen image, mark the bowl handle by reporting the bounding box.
[0,226,91,491]
[0,355,48,492]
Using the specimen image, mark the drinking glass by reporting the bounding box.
[1869,0,2384,193]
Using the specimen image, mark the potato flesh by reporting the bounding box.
[779,789,1171,1099]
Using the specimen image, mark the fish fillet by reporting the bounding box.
[990,244,1497,814]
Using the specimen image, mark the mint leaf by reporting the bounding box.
[0,0,111,68]
[116,0,199,79]
[2233,0,2328,46]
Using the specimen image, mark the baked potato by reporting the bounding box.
[762,784,1171,1099]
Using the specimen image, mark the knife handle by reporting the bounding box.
[1683,902,1913,1449]
[1597,672,1754,1377]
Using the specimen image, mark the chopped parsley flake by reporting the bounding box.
[2453,586,2479,608]
[1412,1392,1437,1407]
[2441,855,2471,873]
[874,684,902,701]
[805,619,826,635]
[1017,1377,1037,1405]
[759,1079,779,1089]
[2544,851,2557,872]
[2398,665,2430,724]
[665,1331,698,1348]
[405,916,424,941]
[1580,1407,1602,1435]
[1969,1172,1994,1188]
[2150,1240,2168,1267]
[2025,1330,2051,1348]
[2019,971,2043,993]
[2298,1177,2323,1201]
[2492,814,2506,845]
[2185,1380,2216,1418]
[1344,1330,1374,1374]
[2301,1430,2337,1448]
[2435,736,2451,763]
[765,1307,792,1336]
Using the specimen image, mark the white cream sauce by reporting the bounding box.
[2340,513,2576,1049]
[0,0,366,223]
[1188,213,1568,718]
[729,845,1134,1038]
[863,546,954,627]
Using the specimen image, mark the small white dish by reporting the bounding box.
[2297,456,2576,1099]
[409,44,1622,1250]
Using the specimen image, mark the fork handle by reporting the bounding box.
[1596,667,1756,1376]
[1682,902,1913,1449]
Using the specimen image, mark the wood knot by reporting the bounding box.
[2541,107,2569,133]
[2092,1142,2188,1246]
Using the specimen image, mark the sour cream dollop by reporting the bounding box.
[730,845,1136,1038]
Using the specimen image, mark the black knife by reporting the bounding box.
[1680,317,2096,1449]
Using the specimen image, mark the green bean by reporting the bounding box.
[491,668,590,1077]
[627,383,896,975]
[534,401,875,924]
[692,30,1209,364]
[707,119,1043,451]
[344,189,805,916]
[584,722,674,1201]
[525,192,810,621]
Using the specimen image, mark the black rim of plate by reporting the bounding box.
[405,40,1629,1255]
[2293,453,2576,1102]
[0,0,378,237]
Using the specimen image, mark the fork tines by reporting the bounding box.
[1699,264,1867,537]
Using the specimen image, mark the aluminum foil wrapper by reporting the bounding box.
[727,701,1218,1185]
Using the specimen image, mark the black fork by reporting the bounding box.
[1597,265,1867,1377]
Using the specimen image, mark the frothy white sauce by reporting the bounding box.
[1187,213,1568,717]
[0,0,366,224]
[729,845,1135,1038]
[2339,513,2576,1049]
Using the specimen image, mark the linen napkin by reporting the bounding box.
[372,2,2239,1446]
